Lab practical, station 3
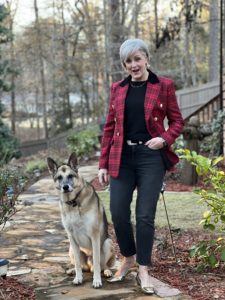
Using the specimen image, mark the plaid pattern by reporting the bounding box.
[99,71,184,177]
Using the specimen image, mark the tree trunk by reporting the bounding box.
[61,0,73,129]
[35,86,40,139]
[103,0,110,108]
[10,33,16,134]
[184,0,192,87]
[49,0,57,136]
[134,0,139,37]
[34,0,48,138]
[110,0,122,82]
[209,0,219,81]
[190,25,197,86]
[154,0,159,68]
[6,1,18,134]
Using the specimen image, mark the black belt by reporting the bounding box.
[126,140,147,145]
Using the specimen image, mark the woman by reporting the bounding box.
[98,38,184,294]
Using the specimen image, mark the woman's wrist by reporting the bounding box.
[161,138,168,148]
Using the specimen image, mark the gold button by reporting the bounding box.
[116,132,120,136]
[154,117,158,121]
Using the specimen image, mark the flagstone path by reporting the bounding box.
[0,162,192,299]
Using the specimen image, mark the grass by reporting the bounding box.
[98,191,207,230]
[24,159,47,174]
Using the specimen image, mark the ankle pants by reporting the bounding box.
[110,143,166,265]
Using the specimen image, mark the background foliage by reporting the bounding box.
[67,125,100,159]
[0,0,222,141]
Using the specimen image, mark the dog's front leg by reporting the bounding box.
[68,235,83,285]
[91,235,102,288]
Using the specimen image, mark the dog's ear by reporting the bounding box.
[47,157,58,176]
[68,152,78,172]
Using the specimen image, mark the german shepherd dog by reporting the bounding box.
[47,153,115,288]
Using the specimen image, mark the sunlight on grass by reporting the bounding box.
[98,190,207,230]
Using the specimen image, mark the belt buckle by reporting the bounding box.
[127,140,137,145]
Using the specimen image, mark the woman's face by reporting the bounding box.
[123,50,148,81]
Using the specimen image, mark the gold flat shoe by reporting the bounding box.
[136,274,154,295]
[107,269,130,283]
[107,275,126,283]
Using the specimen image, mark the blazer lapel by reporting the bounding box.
[114,84,129,119]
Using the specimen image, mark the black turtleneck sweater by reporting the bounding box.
[124,81,151,141]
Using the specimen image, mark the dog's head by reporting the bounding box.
[47,152,79,193]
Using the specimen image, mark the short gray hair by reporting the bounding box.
[119,39,150,66]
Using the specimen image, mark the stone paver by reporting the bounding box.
[0,163,191,299]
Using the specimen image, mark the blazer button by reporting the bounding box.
[116,132,120,136]
[114,118,116,122]
[154,117,158,121]
[160,103,163,108]
[112,104,114,109]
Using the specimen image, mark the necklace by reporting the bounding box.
[130,80,147,88]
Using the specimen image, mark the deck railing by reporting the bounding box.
[184,94,221,123]
[176,80,219,120]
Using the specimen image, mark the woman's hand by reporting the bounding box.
[98,168,109,185]
[145,137,166,150]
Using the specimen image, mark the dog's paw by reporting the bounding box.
[73,276,83,285]
[92,278,102,288]
[103,269,113,278]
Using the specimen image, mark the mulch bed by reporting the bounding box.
[0,277,36,300]
[0,173,224,300]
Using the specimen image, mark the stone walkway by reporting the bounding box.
[0,162,192,300]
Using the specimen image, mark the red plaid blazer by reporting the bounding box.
[99,70,184,178]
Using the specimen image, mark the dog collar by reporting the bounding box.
[65,199,79,207]
[65,187,84,207]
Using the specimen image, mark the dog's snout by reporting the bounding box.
[63,184,69,192]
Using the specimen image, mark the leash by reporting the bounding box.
[160,182,178,263]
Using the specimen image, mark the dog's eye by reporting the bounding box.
[68,174,73,179]
[58,175,63,181]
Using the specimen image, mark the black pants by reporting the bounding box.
[110,143,166,265]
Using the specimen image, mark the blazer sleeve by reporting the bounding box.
[160,80,184,146]
[99,84,116,169]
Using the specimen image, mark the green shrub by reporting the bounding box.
[190,238,225,272]
[0,119,21,166]
[24,159,47,174]
[177,149,225,270]
[67,126,99,159]
[0,166,25,229]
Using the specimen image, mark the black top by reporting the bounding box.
[124,81,151,141]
